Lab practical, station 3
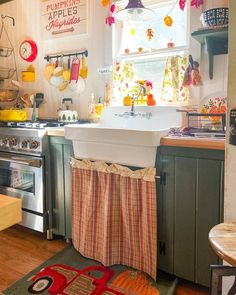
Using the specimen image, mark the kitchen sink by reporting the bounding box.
[65,106,182,167]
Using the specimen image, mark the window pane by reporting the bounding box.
[118,1,187,55]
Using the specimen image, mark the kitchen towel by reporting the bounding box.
[71,159,157,280]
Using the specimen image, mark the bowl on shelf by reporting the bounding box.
[0,89,19,102]
[201,7,229,27]
[0,67,16,80]
[0,47,13,57]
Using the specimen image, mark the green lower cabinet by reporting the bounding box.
[49,136,73,239]
[157,146,224,287]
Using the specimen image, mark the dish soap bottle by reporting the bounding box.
[95,97,103,117]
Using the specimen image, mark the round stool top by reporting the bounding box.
[209,222,236,266]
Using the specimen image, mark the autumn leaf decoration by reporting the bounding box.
[179,0,204,10]
[101,0,110,7]
[101,1,116,26]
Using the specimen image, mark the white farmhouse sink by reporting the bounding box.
[65,106,182,167]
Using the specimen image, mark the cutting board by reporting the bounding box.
[0,194,22,231]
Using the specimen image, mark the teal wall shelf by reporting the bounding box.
[191,27,228,79]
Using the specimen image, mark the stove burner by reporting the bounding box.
[0,121,65,129]
[0,120,89,129]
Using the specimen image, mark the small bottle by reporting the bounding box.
[95,97,103,117]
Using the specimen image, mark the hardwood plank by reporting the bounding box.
[0,225,208,294]
[175,280,209,295]
[0,225,66,292]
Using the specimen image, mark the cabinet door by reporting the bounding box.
[195,159,224,286]
[64,143,74,239]
[50,137,73,238]
[157,155,175,274]
[174,157,196,282]
[50,142,66,236]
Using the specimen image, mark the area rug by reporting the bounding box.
[3,245,178,295]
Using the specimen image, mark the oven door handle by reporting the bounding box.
[0,156,42,168]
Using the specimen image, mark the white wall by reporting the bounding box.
[0,1,228,117]
[0,0,111,119]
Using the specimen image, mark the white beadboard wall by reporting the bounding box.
[0,0,110,119]
[0,0,228,118]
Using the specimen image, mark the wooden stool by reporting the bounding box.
[0,194,22,231]
[209,223,236,295]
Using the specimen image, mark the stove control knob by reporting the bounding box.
[9,137,17,147]
[21,140,28,149]
[2,137,8,145]
[30,140,40,149]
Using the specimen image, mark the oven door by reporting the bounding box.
[0,152,44,214]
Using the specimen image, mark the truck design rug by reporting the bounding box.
[3,245,177,295]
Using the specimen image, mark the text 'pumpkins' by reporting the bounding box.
[110,270,160,295]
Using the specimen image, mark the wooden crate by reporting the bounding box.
[0,194,22,231]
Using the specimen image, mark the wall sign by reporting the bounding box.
[41,0,88,39]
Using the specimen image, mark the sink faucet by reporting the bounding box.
[131,85,146,116]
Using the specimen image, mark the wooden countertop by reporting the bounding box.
[209,223,236,266]
[160,136,225,150]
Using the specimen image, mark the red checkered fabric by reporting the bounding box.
[72,160,157,279]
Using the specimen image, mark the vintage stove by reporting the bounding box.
[0,121,63,238]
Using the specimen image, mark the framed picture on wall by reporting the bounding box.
[41,0,88,39]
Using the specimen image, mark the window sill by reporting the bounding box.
[118,46,189,62]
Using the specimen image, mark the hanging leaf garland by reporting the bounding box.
[179,0,204,10]
[191,0,204,8]
[146,28,154,41]
[101,0,110,7]
[105,3,116,26]
[179,0,186,10]
[164,15,173,27]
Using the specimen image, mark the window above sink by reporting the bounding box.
[112,0,190,106]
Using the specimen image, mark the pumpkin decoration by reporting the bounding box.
[110,270,160,295]
[147,93,156,106]
[123,95,132,106]
[164,15,173,26]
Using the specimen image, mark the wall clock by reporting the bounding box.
[19,40,38,62]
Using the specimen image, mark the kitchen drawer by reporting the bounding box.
[0,194,22,231]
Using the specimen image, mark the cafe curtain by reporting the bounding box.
[161,55,190,103]
[71,158,157,279]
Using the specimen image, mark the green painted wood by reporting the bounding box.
[63,143,74,239]
[157,146,224,287]
[157,155,175,274]
[50,142,66,236]
[191,27,228,44]
[49,136,73,238]
[174,157,196,281]
[158,146,224,160]
[195,159,224,286]
[191,28,228,79]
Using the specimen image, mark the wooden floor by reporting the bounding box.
[0,225,209,294]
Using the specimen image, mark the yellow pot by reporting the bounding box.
[22,71,35,82]
[0,109,27,121]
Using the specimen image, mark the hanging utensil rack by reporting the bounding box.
[0,14,19,102]
[44,49,88,62]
